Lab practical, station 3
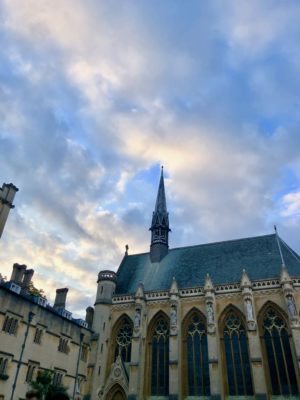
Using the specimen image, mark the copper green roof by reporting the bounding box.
[115,234,300,294]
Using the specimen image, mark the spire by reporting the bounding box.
[149,166,170,262]
[154,166,167,216]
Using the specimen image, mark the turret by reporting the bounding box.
[149,167,170,262]
[91,270,117,400]
[95,270,117,305]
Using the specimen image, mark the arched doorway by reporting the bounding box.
[106,384,126,400]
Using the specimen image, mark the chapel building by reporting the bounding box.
[90,168,300,400]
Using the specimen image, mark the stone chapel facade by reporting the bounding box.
[89,170,300,400]
[1,173,300,400]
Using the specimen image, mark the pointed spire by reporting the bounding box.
[240,269,252,288]
[170,277,179,294]
[204,273,214,292]
[280,265,292,285]
[135,282,145,299]
[154,166,168,215]
[150,166,170,262]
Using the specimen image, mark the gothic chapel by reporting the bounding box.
[90,168,300,400]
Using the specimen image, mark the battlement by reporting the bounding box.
[97,270,117,283]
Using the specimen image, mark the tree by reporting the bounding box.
[30,370,68,400]
[27,281,47,299]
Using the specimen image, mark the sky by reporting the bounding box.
[0,0,300,317]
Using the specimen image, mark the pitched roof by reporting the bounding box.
[115,234,300,294]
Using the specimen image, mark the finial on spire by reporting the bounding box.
[125,244,129,256]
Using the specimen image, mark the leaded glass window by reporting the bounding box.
[150,316,169,396]
[185,311,210,396]
[114,316,133,363]
[262,307,299,396]
[223,310,253,396]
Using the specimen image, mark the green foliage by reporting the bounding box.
[30,370,68,400]
[27,281,47,299]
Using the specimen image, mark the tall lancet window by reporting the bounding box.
[112,315,133,363]
[222,309,253,396]
[150,315,169,396]
[183,310,210,397]
[261,306,299,396]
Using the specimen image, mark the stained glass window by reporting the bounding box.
[150,316,169,396]
[262,307,299,396]
[223,310,253,396]
[185,311,210,396]
[114,316,133,363]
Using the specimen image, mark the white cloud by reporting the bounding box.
[281,191,300,218]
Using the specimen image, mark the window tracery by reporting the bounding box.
[150,315,169,396]
[184,311,210,396]
[222,310,253,396]
[113,316,133,363]
[261,306,299,396]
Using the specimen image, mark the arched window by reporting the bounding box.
[222,309,253,396]
[183,310,210,397]
[261,306,299,396]
[112,315,133,363]
[150,315,169,396]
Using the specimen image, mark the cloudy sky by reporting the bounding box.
[1,0,300,317]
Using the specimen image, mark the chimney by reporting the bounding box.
[23,269,34,288]
[10,263,27,284]
[85,307,94,328]
[53,288,68,310]
[0,183,19,239]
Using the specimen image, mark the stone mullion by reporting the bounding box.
[247,329,268,399]
[207,330,221,399]
[203,274,221,400]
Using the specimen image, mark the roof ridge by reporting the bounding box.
[125,233,276,257]
[169,233,276,252]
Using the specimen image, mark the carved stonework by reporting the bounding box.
[100,355,128,400]
[204,274,216,333]
[133,306,141,335]
[240,270,257,331]
[206,301,215,333]
[243,296,256,331]
[280,267,300,328]
[170,304,178,335]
